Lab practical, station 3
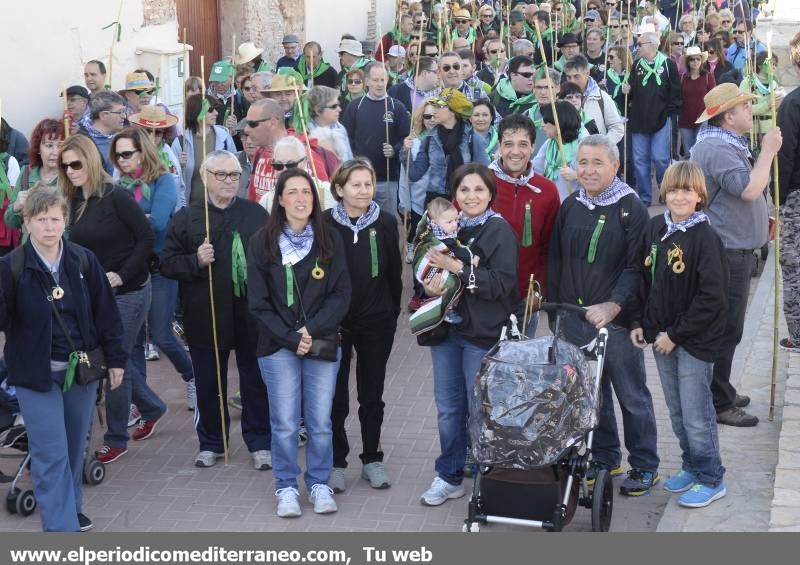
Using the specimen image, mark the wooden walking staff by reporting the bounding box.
[290,84,325,209]
[767,31,781,421]
[402,21,426,239]
[182,28,188,111]
[62,87,71,139]
[103,0,125,90]
[378,22,392,188]
[199,56,230,464]
[506,0,511,54]
[230,34,237,125]
[534,23,567,168]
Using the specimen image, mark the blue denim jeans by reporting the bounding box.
[654,347,725,486]
[429,335,490,486]
[146,273,194,382]
[104,281,166,448]
[632,120,671,203]
[562,315,659,472]
[679,127,699,157]
[375,181,399,218]
[258,348,340,490]
[15,377,98,531]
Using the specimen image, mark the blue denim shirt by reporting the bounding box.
[406,125,489,196]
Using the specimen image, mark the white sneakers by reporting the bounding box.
[275,484,338,518]
[252,450,272,471]
[420,476,465,506]
[185,378,196,411]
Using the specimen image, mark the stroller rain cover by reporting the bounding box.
[469,335,598,469]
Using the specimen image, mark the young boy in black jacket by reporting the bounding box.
[631,161,728,509]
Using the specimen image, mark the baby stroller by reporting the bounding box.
[464,303,612,532]
[0,388,106,517]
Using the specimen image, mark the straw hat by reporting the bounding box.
[695,83,757,124]
[121,72,154,92]
[128,105,179,129]
[454,9,472,20]
[263,72,306,93]
[234,41,263,65]
[682,45,709,67]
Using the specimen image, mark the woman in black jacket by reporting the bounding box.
[324,159,402,493]
[160,150,271,470]
[58,134,160,466]
[0,190,126,531]
[416,163,520,507]
[248,168,351,519]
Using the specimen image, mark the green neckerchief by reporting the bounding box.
[231,230,247,297]
[580,109,591,126]
[495,77,536,112]
[543,138,579,181]
[607,69,630,98]
[118,174,151,202]
[387,67,402,83]
[526,102,544,127]
[639,52,668,86]
[451,26,476,45]
[157,143,174,174]
[485,127,498,158]
[563,20,578,34]
[554,56,566,72]
[389,25,411,45]
[0,153,12,204]
[296,56,332,81]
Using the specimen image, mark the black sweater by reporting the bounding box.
[160,197,267,349]
[777,85,800,204]
[247,229,351,357]
[68,185,155,295]
[324,210,403,326]
[548,193,648,327]
[631,216,729,362]
[628,57,681,134]
[451,216,521,348]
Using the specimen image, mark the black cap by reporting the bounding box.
[557,33,581,48]
[62,85,90,99]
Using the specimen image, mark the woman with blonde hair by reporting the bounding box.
[58,134,156,465]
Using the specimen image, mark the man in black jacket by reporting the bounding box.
[548,135,660,496]
[627,31,681,207]
[777,31,800,353]
[161,150,271,471]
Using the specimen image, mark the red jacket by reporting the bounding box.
[490,162,559,298]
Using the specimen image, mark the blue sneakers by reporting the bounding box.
[677,483,727,508]
[663,470,697,493]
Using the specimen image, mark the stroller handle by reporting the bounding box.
[537,302,587,321]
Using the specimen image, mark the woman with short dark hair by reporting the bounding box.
[533,100,583,201]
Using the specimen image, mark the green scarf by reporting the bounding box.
[231,230,247,298]
[607,69,629,98]
[543,138,579,181]
[639,52,668,86]
[118,174,151,202]
[484,127,498,159]
[495,77,536,112]
[387,67,402,83]
[451,26,476,45]
[526,103,544,128]
[389,25,411,45]
[296,56,332,81]
[157,143,174,174]
[554,56,566,72]
[0,153,13,204]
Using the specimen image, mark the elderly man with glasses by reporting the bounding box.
[161,149,271,470]
[626,31,681,207]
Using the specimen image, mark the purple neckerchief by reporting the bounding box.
[661,210,709,241]
[576,177,636,210]
[489,160,541,193]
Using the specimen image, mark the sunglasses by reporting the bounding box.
[607,55,617,60]
[480,14,493,19]
[609,25,620,29]
[272,158,306,171]
[323,103,341,110]
[672,41,684,46]
[514,71,535,78]
[347,79,363,85]
[441,63,461,72]
[455,19,470,24]
[61,160,84,171]
[423,113,434,119]
[207,170,242,182]
[245,117,271,128]
[116,150,138,160]
[104,110,126,116]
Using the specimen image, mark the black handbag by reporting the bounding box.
[292,270,340,362]
[48,293,108,385]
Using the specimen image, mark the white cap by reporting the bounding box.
[387,45,406,58]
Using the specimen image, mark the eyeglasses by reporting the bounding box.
[514,71,535,78]
[323,102,341,110]
[245,117,271,128]
[207,170,242,182]
[564,93,583,101]
[272,157,306,171]
[480,14,493,19]
[104,110,126,116]
[116,150,138,160]
[734,30,746,35]
[441,63,461,72]
[347,79,363,85]
[423,114,434,119]
[607,55,617,60]
[61,160,84,171]
[672,41,684,46]
[609,24,620,29]
[455,19,470,24]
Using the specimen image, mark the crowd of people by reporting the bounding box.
[0,0,799,532]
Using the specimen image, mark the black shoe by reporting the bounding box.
[716,406,758,427]
[585,464,625,486]
[78,513,93,532]
[735,394,751,408]
[619,468,659,496]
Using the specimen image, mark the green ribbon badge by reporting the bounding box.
[197,97,211,121]
[522,202,532,248]
[63,351,80,392]
[231,231,247,298]
[587,215,606,264]
[102,21,122,42]
[369,229,379,278]
[285,264,294,307]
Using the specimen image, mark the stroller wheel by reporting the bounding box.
[16,490,36,516]
[6,489,19,514]
[83,459,106,486]
[591,469,613,532]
